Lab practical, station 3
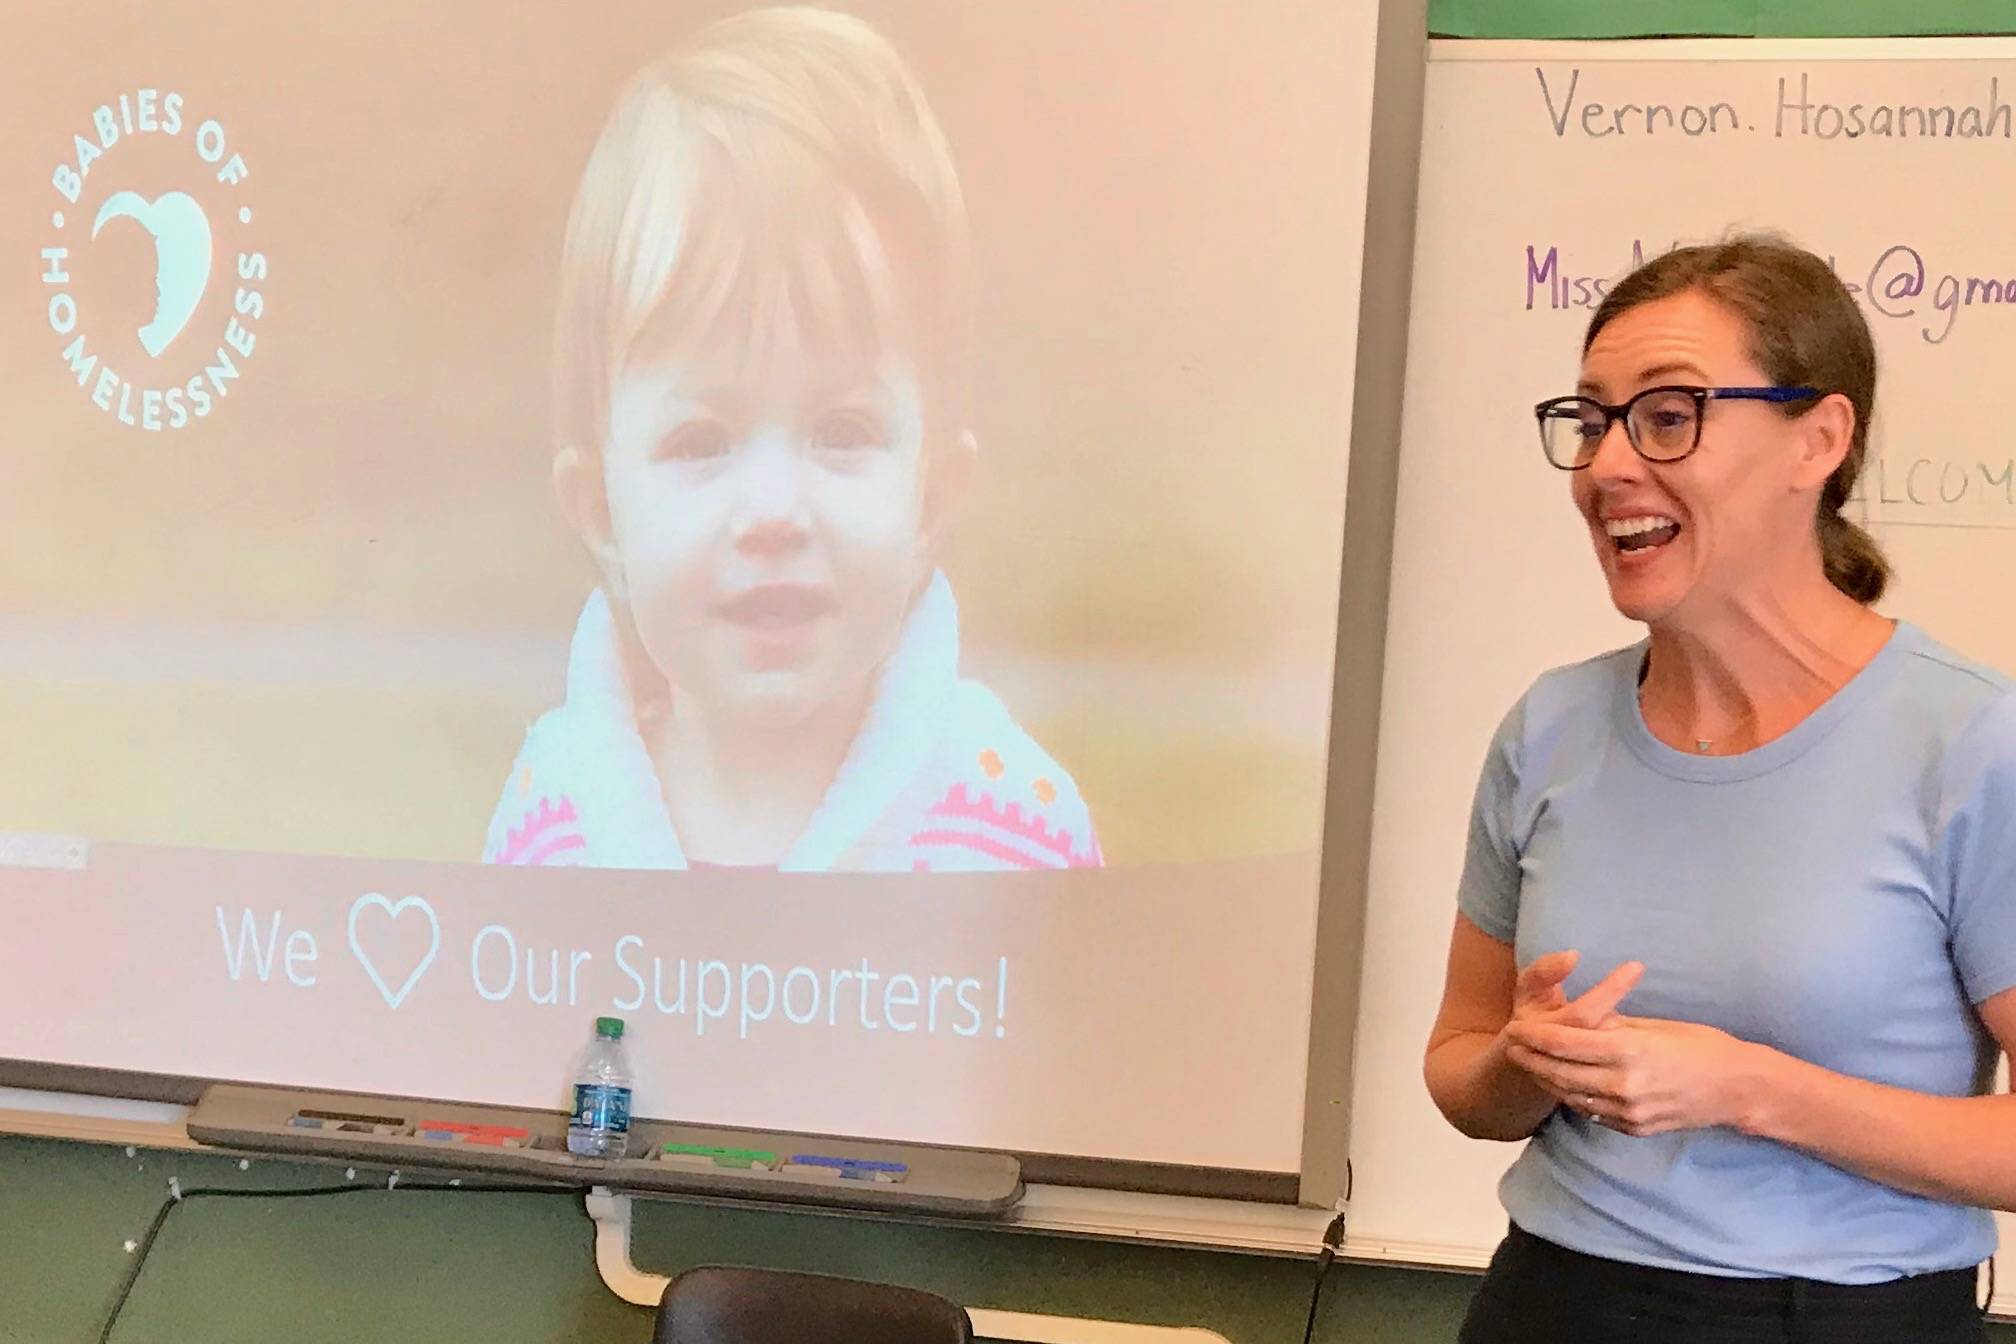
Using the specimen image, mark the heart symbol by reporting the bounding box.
[347,893,441,1010]
[91,190,212,358]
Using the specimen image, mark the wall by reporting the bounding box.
[1,1135,1485,1344]
[9,1132,2015,1342]
[1431,0,2016,38]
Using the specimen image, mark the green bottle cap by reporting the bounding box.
[596,1016,624,1040]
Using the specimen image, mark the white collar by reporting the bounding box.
[558,572,962,869]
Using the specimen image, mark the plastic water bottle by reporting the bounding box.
[567,1016,633,1158]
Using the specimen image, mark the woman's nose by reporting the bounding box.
[1585,417,1642,482]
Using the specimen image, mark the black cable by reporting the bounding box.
[98,1178,579,1344]
[1983,1254,1996,1318]
[1300,1209,1350,1344]
[1298,1160,1352,1344]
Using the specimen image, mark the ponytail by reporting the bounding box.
[1818,510,1890,605]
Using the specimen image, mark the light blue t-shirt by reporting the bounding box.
[1459,620,2016,1284]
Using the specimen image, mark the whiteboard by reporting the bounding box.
[1348,37,2016,1310]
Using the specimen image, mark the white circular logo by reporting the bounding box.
[40,89,267,432]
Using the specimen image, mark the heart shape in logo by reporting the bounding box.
[92,189,212,358]
[346,893,440,1010]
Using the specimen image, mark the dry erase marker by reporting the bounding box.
[784,1154,909,1183]
[289,1108,406,1136]
[417,1119,532,1147]
[659,1143,777,1170]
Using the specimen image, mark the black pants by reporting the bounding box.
[1458,1224,1986,1344]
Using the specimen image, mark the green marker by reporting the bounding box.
[660,1142,778,1170]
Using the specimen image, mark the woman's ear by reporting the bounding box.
[1791,392,1856,494]
[553,445,627,607]
[920,429,977,563]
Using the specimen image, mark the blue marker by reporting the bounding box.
[785,1154,909,1182]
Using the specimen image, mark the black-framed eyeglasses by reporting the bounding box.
[1533,385,1822,470]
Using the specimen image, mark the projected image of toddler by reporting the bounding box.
[484,6,1100,873]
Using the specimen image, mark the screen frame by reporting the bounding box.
[1294,0,1430,1212]
[0,0,1427,1208]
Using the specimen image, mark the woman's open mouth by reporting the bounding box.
[1605,514,1681,554]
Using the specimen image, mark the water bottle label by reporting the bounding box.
[573,1083,631,1134]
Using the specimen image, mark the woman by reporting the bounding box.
[1425,234,2016,1343]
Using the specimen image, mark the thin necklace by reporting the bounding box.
[1637,657,1720,753]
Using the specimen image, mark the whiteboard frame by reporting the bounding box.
[1294,0,1433,1215]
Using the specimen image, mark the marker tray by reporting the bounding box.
[188,1084,1022,1216]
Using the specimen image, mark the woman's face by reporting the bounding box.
[1571,289,1826,627]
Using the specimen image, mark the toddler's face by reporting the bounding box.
[601,341,932,730]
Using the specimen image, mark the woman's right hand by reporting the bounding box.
[1502,951,1643,1093]
[1424,920,1643,1141]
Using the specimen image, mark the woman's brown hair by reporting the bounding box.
[1584,234,1889,605]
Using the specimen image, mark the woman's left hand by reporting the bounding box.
[1501,1014,1774,1137]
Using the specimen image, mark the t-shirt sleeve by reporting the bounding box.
[1455,698,1527,945]
[1940,692,2016,1005]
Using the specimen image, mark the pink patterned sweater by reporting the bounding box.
[483,573,1101,873]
